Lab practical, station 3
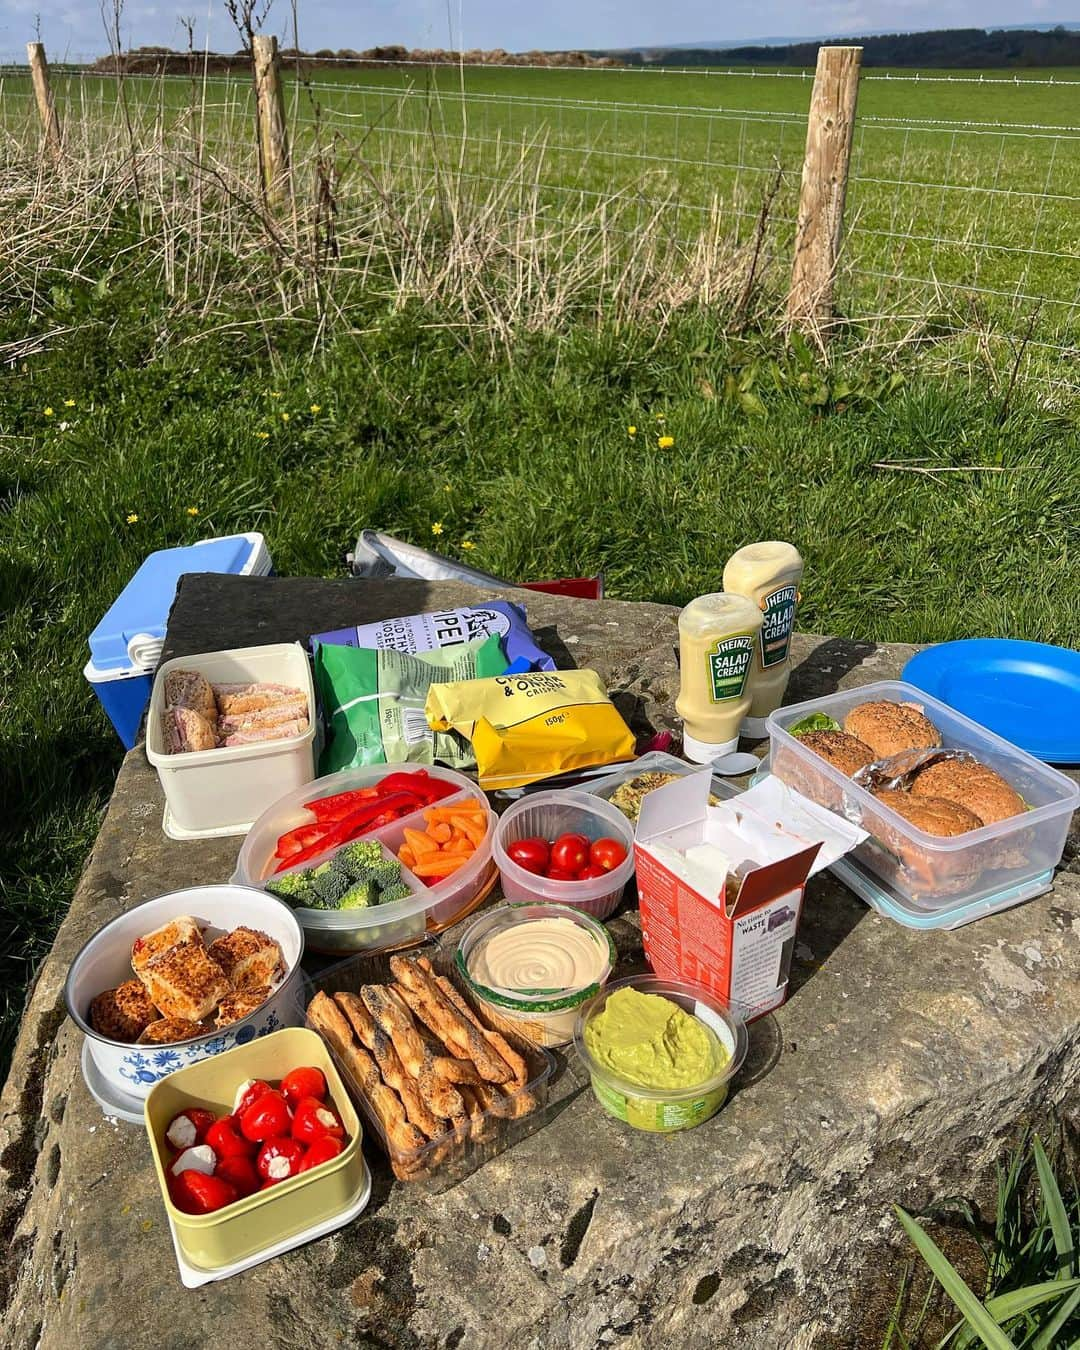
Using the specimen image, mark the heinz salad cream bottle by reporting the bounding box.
[676,593,763,762]
[722,541,804,736]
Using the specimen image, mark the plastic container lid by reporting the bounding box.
[88,533,270,673]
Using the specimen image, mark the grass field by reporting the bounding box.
[0,58,1078,1082]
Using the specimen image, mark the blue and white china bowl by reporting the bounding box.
[65,885,304,1103]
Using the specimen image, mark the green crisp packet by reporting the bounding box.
[314,633,508,774]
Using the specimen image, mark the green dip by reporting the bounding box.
[584,987,726,1091]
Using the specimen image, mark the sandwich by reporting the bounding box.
[212,681,306,717]
[163,706,218,754]
[207,927,285,992]
[163,669,217,722]
[136,938,231,1022]
[131,915,204,972]
[215,987,272,1027]
[90,980,162,1042]
[843,701,941,758]
[910,758,1024,826]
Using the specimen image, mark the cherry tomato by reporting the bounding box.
[205,1114,256,1160]
[576,864,609,880]
[214,1153,260,1198]
[233,1078,272,1117]
[549,833,590,873]
[297,1136,345,1172]
[545,867,580,883]
[165,1108,215,1152]
[240,1089,292,1143]
[280,1066,327,1107]
[506,837,550,875]
[590,838,627,871]
[291,1096,345,1146]
[170,1170,238,1215]
[257,1136,307,1183]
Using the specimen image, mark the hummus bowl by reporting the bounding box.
[573,975,747,1133]
[66,884,304,1109]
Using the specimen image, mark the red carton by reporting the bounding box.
[634,772,824,1021]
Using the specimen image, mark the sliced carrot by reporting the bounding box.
[441,838,474,856]
[430,822,453,844]
[399,846,416,869]
[403,826,438,857]
[450,814,487,847]
[423,803,487,825]
[412,854,468,879]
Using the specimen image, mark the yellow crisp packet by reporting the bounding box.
[424,670,636,789]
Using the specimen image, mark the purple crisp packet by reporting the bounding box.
[310,600,555,671]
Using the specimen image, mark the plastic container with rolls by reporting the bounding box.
[491,790,636,921]
[232,764,497,953]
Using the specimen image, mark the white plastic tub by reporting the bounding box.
[232,764,496,953]
[146,643,316,839]
[491,791,635,921]
[767,680,1079,913]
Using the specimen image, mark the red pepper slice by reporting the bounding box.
[376,772,455,804]
[307,787,381,823]
[272,791,424,873]
[274,822,333,859]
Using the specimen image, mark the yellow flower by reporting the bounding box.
[655,413,666,422]
[186,506,199,516]
[431,522,445,536]
[63,398,76,407]
[627,425,637,437]
[125,512,139,524]
[443,484,452,492]
[309,403,321,414]
[281,412,290,422]
[256,431,270,440]
[658,435,675,449]
[461,540,476,551]
[269,390,281,398]
[43,406,54,417]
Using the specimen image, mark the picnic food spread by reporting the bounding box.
[90,915,285,1044]
[163,669,310,752]
[64,585,1080,1281]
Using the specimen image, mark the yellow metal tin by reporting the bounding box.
[145,1027,364,1271]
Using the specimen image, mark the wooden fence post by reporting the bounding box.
[786,45,862,334]
[252,35,290,202]
[26,41,62,158]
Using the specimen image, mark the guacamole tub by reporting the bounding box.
[573,976,747,1133]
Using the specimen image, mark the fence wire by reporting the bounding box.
[0,58,1077,392]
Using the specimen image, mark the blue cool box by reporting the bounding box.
[84,533,271,749]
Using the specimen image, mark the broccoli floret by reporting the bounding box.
[334,840,383,881]
[311,862,356,907]
[376,881,412,904]
[367,859,404,890]
[265,870,316,906]
[338,878,377,910]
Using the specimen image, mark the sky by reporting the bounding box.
[0,0,1070,61]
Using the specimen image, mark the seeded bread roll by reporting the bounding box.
[910,759,1025,826]
[794,730,877,777]
[844,701,941,758]
[872,789,982,836]
[89,980,162,1042]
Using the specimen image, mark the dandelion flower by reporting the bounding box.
[443,484,452,492]
[658,435,675,449]
[43,406,54,417]
[461,540,476,551]
[256,431,270,440]
[281,412,290,422]
[63,398,76,407]
[269,390,281,399]
[655,413,666,422]
[309,403,321,414]
[627,426,637,437]
[186,506,199,516]
[125,512,139,524]
[431,522,445,536]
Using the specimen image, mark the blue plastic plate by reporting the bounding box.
[902,639,1080,764]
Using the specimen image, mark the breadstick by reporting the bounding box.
[417,1035,467,1120]
[372,1028,446,1139]
[334,991,376,1049]
[307,994,426,1153]
[361,984,426,1078]
[435,974,530,1088]
[431,1055,487,1087]
[390,963,512,1084]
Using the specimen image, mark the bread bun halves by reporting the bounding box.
[872,789,982,836]
[910,759,1025,826]
[843,701,941,758]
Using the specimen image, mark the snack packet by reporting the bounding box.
[424,669,636,789]
[311,601,555,671]
[314,634,508,773]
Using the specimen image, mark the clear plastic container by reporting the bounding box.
[232,764,496,954]
[768,680,1079,913]
[454,903,617,1048]
[491,791,636,920]
[583,751,739,819]
[573,975,748,1133]
[146,643,317,839]
[298,941,560,1192]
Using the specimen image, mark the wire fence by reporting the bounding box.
[0,55,1077,393]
